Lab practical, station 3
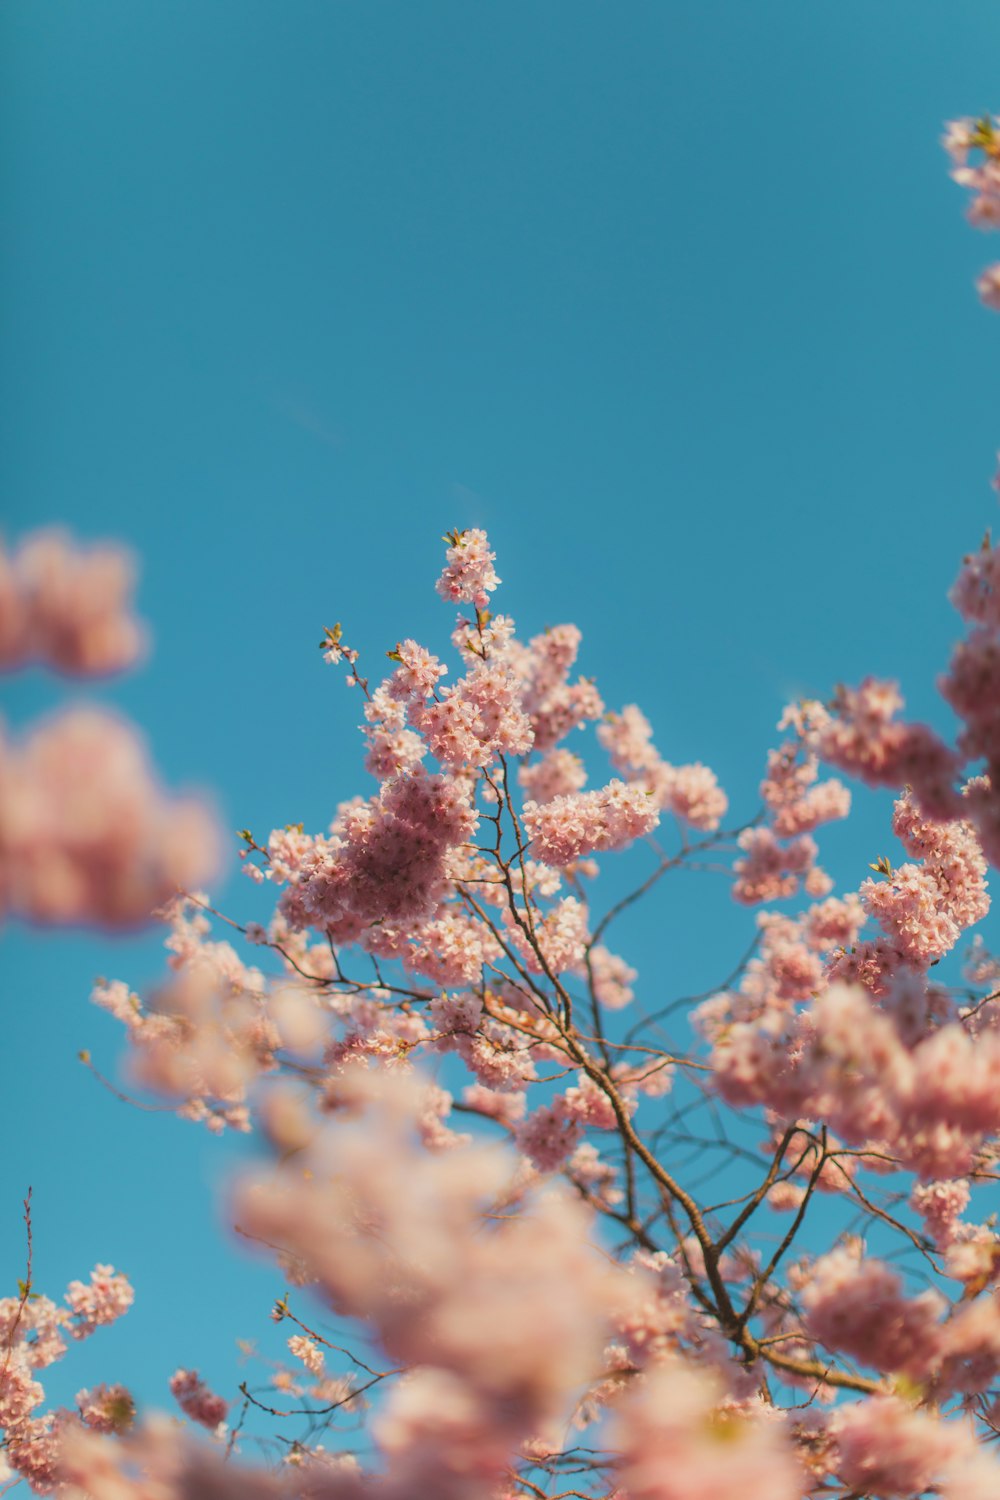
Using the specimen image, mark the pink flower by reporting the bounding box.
[911,1179,971,1249]
[978,262,1000,309]
[612,1361,803,1500]
[801,893,866,951]
[287,1335,325,1376]
[237,1070,628,1449]
[589,944,637,1009]
[665,762,729,831]
[169,1369,228,1431]
[598,706,728,829]
[386,638,447,699]
[0,709,219,930]
[818,677,962,820]
[732,827,817,905]
[521,626,604,750]
[951,536,1000,628]
[515,1101,584,1171]
[523,780,659,866]
[76,1384,135,1434]
[835,1396,983,1497]
[0,530,145,676]
[518,747,587,803]
[295,768,478,935]
[800,1244,946,1378]
[65,1266,134,1339]
[435,528,500,609]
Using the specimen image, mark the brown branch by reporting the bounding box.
[2,1191,33,1382]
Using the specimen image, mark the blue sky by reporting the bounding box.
[5,0,1000,1434]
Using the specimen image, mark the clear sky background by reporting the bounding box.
[5,0,1000,1437]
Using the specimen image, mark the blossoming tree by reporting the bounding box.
[7,116,1000,1499]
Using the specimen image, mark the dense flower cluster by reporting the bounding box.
[0,532,218,930]
[0,710,219,929]
[0,530,145,676]
[597,704,729,831]
[946,114,1000,307]
[291,770,479,936]
[0,1261,134,1493]
[435,528,500,609]
[522,780,660,866]
[168,1371,228,1433]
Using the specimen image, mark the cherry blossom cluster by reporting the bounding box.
[597,703,729,832]
[722,702,853,905]
[168,1371,228,1433]
[0,710,219,929]
[92,893,331,1132]
[0,1260,134,1493]
[0,529,219,931]
[857,791,989,967]
[819,512,1000,862]
[945,114,1000,306]
[236,1073,637,1480]
[0,530,145,676]
[760,700,851,836]
[435,527,500,608]
[521,780,660,867]
[817,676,963,821]
[711,976,1000,1179]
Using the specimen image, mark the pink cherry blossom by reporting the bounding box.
[0,709,219,929]
[75,1385,135,1435]
[0,530,145,676]
[612,1361,804,1500]
[64,1266,134,1339]
[169,1370,228,1431]
[522,780,659,866]
[287,1335,325,1376]
[435,528,500,609]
